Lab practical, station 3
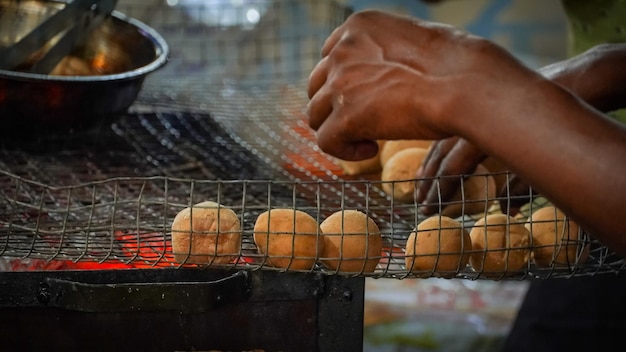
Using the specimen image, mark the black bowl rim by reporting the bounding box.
[0,10,170,83]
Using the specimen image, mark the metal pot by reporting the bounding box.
[0,0,169,134]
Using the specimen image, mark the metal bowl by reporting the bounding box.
[0,0,169,134]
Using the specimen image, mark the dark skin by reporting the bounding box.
[306,10,626,257]
[416,43,626,215]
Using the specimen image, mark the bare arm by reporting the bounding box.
[451,69,626,254]
[306,10,626,256]
[416,43,626,215]
[542,43,626,113]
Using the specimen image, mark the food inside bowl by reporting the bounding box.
[49,56,96,76]
[1,0,120,75]
[0,0,169,133]
[15,53,99,76]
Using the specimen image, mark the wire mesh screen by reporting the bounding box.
[0,0,624,278]
[121,0,350,109]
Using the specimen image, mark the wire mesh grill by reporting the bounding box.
[0,0,624,278]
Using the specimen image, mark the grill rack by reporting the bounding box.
[1,109,623,279]
[1,0,624,279]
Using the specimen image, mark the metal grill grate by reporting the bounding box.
[0,0,624,278]
[1,108,623,278]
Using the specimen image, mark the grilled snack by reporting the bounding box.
[440,163,497,218]
[405,215,471,277]
[171,201,242,264]
[253,209,323,270]
[469,214,531,276]
[320,209,383,273]
[381,147,429,202]
[526,206,590,268]
[50,56,96,76]
[379,139,433,167]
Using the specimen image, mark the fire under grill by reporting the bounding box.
[1,1,625,351]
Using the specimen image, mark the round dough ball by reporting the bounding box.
[380,140,433,167]
[320,209,383,273]
[469,214,531,276]
[171,201,242,265]
[381,147,429,202]
[405,216,471,277]
[253,209,323,270]
[336,140,385,176]
[526,206,589,268]
[441,164,497,218]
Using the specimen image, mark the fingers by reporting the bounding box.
[306,86,333,132]
[320,10,377,58]
[315,116,380,161]
[306,56,333,134]
[419,174,465,216]
[416,138,487,215]
[415,138,456,204]
[321,25,345,57]
[307,22,383,156]
[307,17,344,124]
[307,57,328,99]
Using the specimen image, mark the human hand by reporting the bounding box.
[306,10,531,162]
[307,12,626,254]
[415,137,538,216]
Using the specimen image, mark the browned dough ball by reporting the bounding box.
[469,214,531,276]
[253,209,323,270]
[171,201,242,265]
[440,163,497,218]
[405,215,471,278]
[526,206,589,268]
[50,56,95,76]
[381,147,430,202]
[379,139,433,168]
[320,209,383,273]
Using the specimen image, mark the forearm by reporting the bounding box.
[453,77,626,256]
[541,43,626,113]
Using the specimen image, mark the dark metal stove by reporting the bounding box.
[0,268,364,351]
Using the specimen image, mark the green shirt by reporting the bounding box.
[562,0,626,122]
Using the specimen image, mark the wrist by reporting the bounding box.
[443,69,551,140]
[449,72,577,159]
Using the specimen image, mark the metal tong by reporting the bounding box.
[0,0,117,74]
